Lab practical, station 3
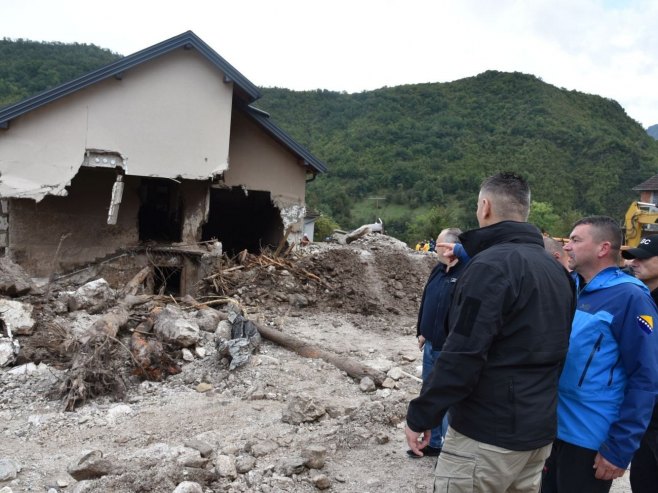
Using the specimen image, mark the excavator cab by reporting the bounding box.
[623,201,658,247]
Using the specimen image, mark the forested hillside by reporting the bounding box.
[257,76,658,239]
[0,38,120,106]
[2,38,658,242]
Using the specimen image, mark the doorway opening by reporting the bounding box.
[138,178,182,242]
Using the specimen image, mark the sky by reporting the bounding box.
[2,0,657,128]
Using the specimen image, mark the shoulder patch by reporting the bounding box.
[637,315,654,335]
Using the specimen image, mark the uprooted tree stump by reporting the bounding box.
[57,269,153,411]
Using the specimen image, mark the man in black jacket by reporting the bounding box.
[622,236,658,493]
[405,172,575,492]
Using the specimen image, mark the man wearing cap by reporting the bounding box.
[543,216,658,492]
[622,236,658,493]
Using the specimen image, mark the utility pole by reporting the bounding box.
[367,197,386,210]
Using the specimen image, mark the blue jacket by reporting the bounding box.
[558,267,658,468]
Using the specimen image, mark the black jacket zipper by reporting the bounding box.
[578,333,604,387]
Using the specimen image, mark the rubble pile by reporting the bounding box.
[0,236,444,493]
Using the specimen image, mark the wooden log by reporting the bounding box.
[119,266,152,297]
[254,321,387,386]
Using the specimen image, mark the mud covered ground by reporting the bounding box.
[0,235,631,492]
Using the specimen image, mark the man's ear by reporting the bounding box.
[597,241,612,259]
[481,198,492,220]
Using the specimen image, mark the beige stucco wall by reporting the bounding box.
[225,110,306,221]
[0,49,233,201]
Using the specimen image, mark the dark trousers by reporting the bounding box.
[542,439,612,493]
[630,428,658,493]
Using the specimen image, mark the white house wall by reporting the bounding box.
[0,49,233,201]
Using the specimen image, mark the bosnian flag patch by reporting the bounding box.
[637,315,654,335]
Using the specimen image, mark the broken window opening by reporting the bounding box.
[202,187,284,256]
[153,266,181,296]
[138,178,182,242]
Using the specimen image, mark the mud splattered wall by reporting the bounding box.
[7,167,139,277]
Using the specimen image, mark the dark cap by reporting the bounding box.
[622,236,658,259]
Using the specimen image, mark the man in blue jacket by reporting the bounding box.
[406,172,575,492]
[543,216,658,492]
[407,227,465,458]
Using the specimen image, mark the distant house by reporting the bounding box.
[0,31,326,295]
[633,174,658,204]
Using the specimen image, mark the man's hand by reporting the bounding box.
[593,453,626,481]
[405,424,430,457]
[436,242,457,263]
[418,335,426,350]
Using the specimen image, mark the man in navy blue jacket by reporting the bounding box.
[407,227,465,458]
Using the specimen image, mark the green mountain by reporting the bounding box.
[257,75,658,240]
[2,38,658,242]
[0,38,120,106]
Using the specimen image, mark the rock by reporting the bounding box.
[63,278,116,313]
[215,320,232,340]
[401,353,417,362]
[375,432,389,444]
[0,458,19,481]
[368,358,394,373]
[153,305,201,347]
[281,394,326,424]
[288,293,309,308]
[67,450,116,480]
[301,445,327,469]
[195,382,212,393]
[270,474,294,489]
[215,454,237,480]
[0,337,19,367]
[311,473,331,490]
[277,456,305,476]
[387,367,403,380]
[381,377,396,388]
[0,487,12,493]
[106,404,132,425]
[177,449,209,468]
[235,455,256,474]
[0,257,31,296]
[173,482,203,493]
[195,347,206,358]
[0,299,35,335]
[182,348,195,361]
[194,308,222,332]
[183,439,214,458]
[359,376,376,392]
[249,439,279,457]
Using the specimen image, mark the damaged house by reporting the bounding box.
[0,31,326,296]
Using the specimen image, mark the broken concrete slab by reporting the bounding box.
[0,299,36,335]
[62,278,116,314]
[153,305,200,348]
[0,336,19,367]
[0,257,31,297]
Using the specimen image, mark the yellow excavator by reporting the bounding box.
[624,201,658,247]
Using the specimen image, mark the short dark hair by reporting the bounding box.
[480,172,531,220]
[572,215,622,251]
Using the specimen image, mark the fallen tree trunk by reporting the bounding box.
[254,321,387,386]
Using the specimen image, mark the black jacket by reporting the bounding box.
[407,221,575,451]
[416,261,466,349]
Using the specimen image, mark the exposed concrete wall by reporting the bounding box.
[180,180,209,244]
[225,111,307,241]
[7,168,140,277]
[0,49,233,201]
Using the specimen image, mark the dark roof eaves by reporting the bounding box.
[239,104,327,174]
[633,174,658,191]
[0,31,261,126]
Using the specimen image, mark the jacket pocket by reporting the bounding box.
[578,333,603,387]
